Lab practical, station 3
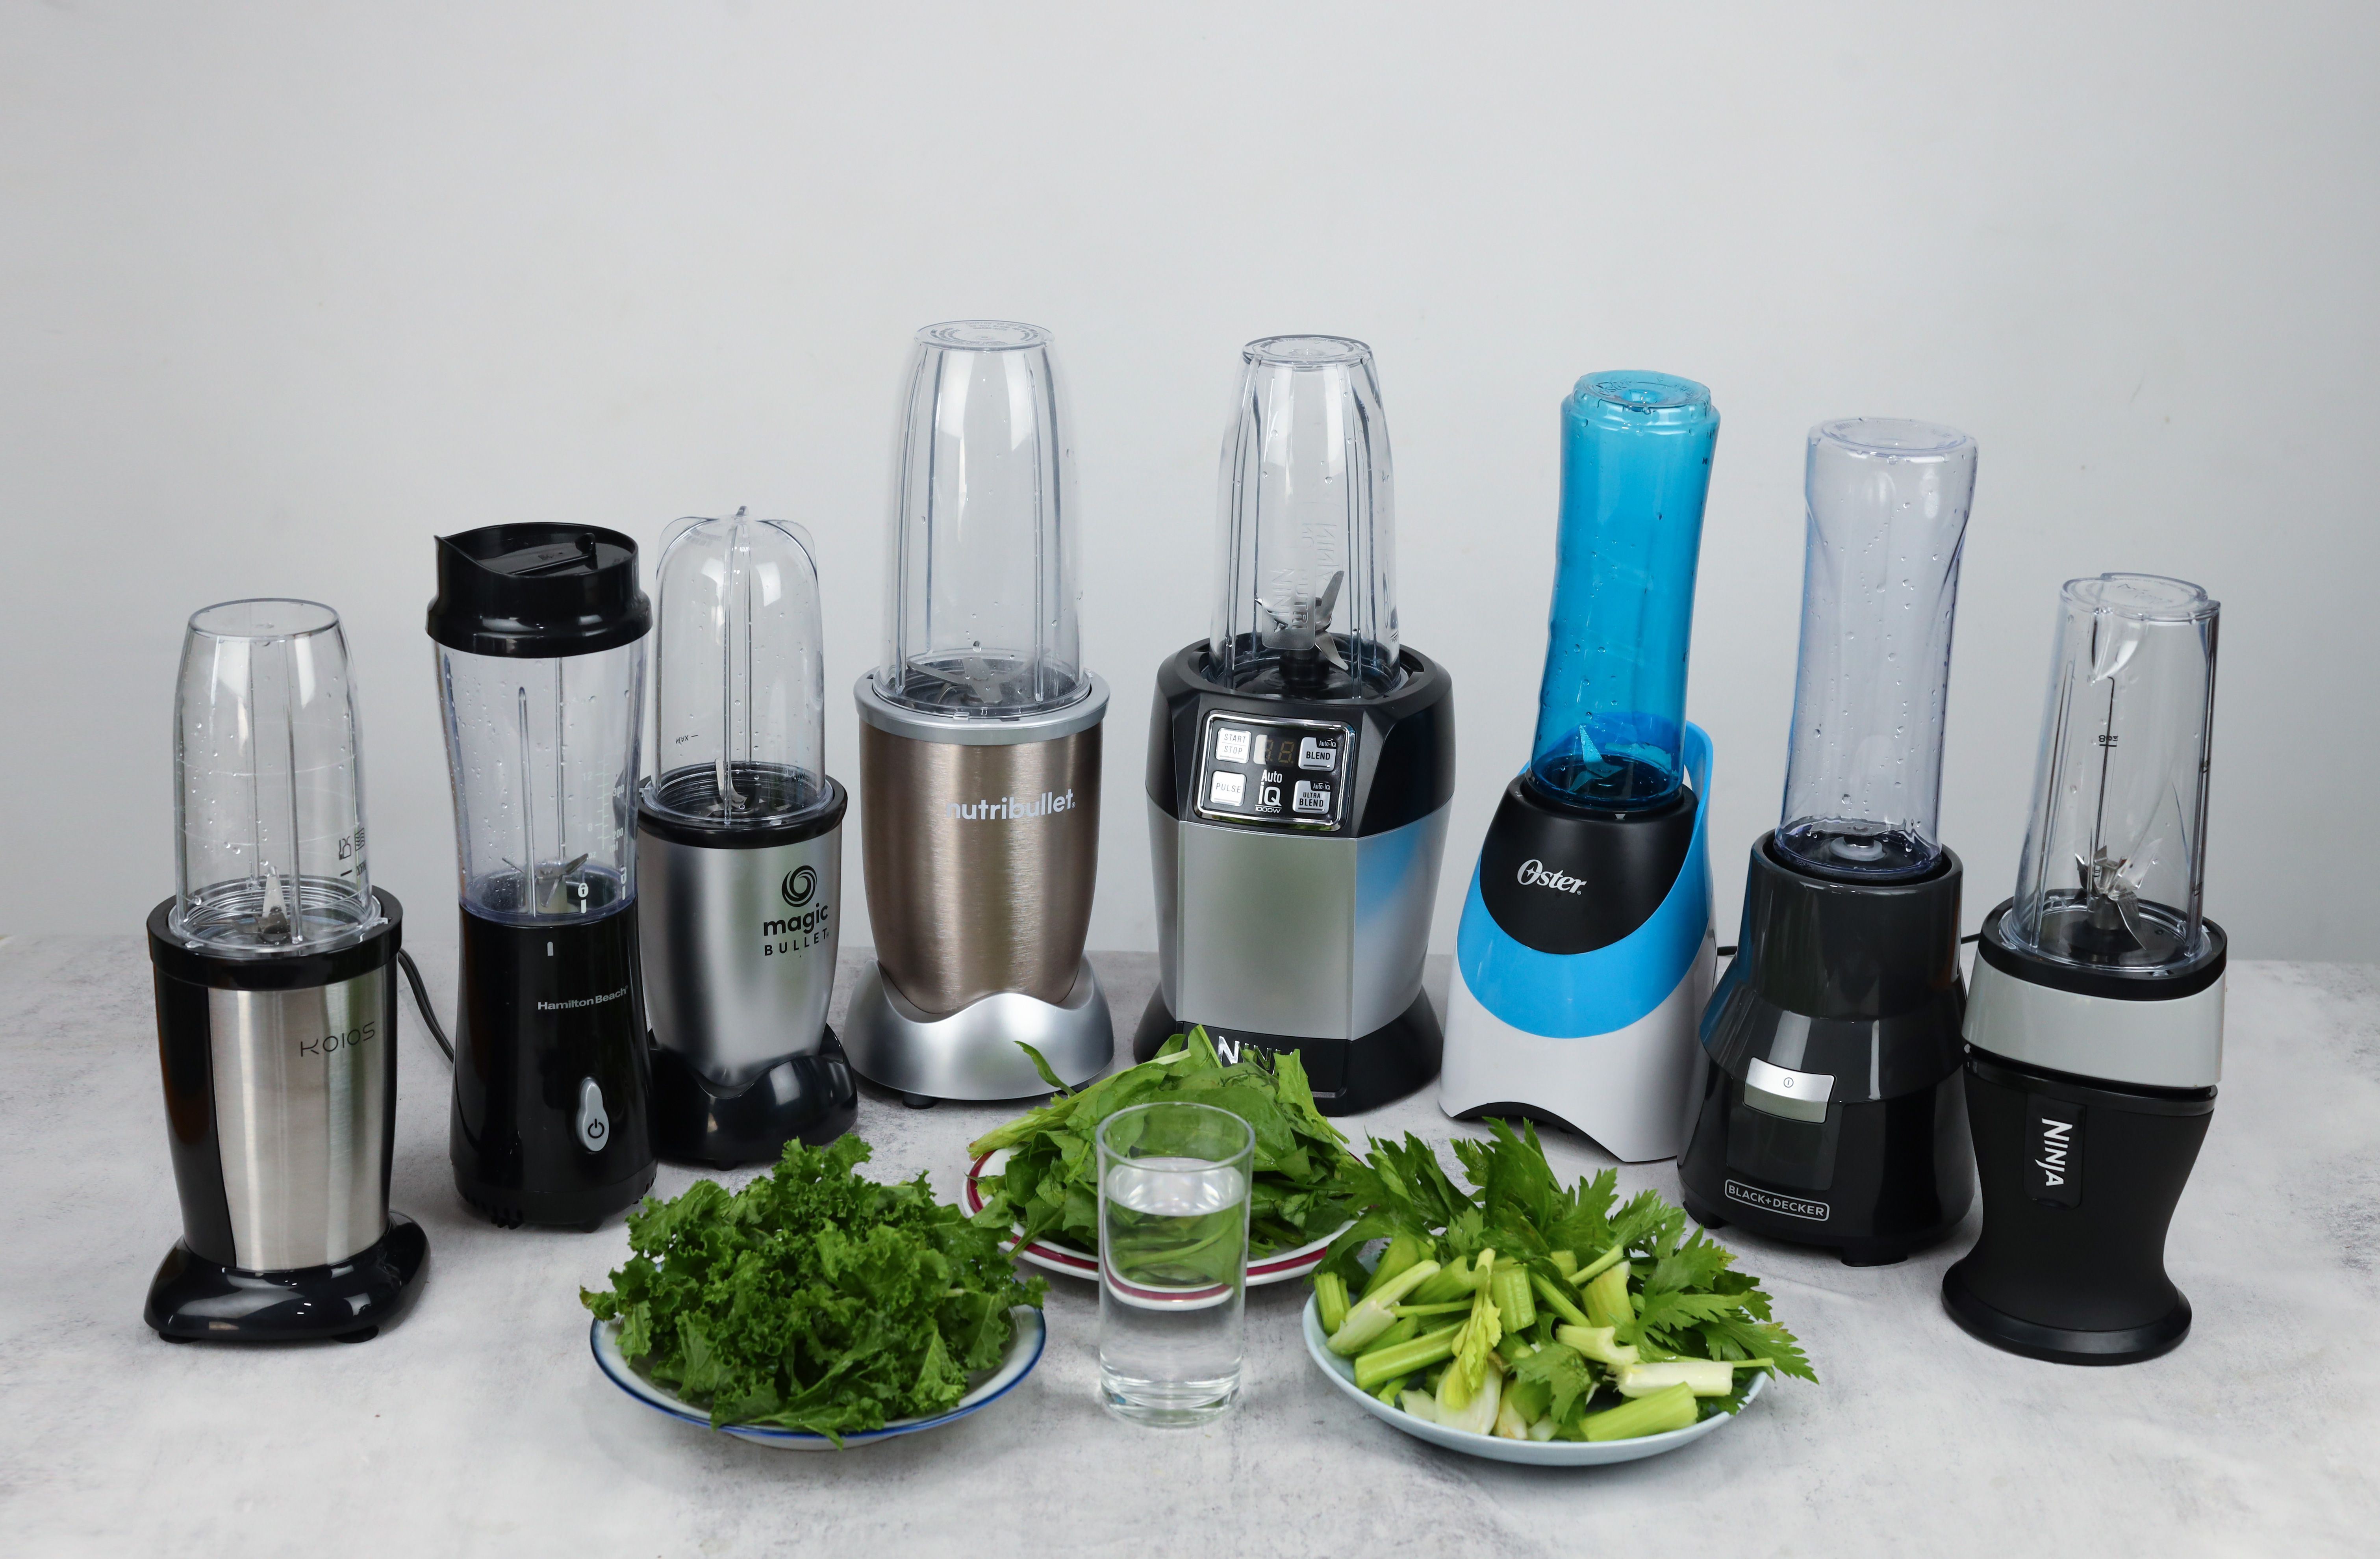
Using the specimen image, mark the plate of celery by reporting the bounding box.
[1298,1122,1810,1466]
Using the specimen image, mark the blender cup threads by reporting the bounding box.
[1679,420,1978,1266]
[1439,371,1719,1161]
[146,599,424,1342]
[1945,574,2226,1364]
[1136,335,1456,1114]
[844,321,1114,1102]
[638,510,855,1164]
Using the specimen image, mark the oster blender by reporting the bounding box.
[429,526,657,1228]
[1440,371,1719,1160]
[638,510,855,1166]
[1136,335,1456,1114]
[843,322,1113,1103]
[1679,420,1978,1264]
[145,599,424,1342]
[1944,574,2225,1363]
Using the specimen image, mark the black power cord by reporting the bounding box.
[396,948,454,1064]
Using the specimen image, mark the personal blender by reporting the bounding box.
[843,322,1114,1103]
[1678,420,1978,1264]
[638,510,855,1165]
[146,599,425,1342]
[1944,573,2225,1363]
[429,526,657,1228]
[1439,372,1719,1160]
[1136,335,1456,1114]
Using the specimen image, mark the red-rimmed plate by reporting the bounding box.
[964,1151,1348,1285]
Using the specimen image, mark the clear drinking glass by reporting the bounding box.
[1096,1101,1255,1427]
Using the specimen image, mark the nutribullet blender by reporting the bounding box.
[1678,420,1978,1264]
[1944,574,2225,1363]
[638,510,855,1164]
[1439,372,1719,1160]
[1136,335,1456,1113]
[428,527,657,1227]
[146,599,425,1342]
[843,322,1113,1102]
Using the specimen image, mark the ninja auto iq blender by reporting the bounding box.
[1439,371,1719,1159]
[638,510,855,1166]
[145,599,425,1342]
[1678,420,1979,1264]
[843,322,1114,1102]
[1136,335,1456,1113]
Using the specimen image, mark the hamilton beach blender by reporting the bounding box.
[1678,420,1979,1264]
[1439,371,1719,1160]
[842,322,1114,1102]
[145,599,425,1342]
[1136,335,1456,1114]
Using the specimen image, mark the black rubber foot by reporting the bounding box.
[1942,1257,2192,1365]
[1839,1244,1910,1268]
[651,1028,859,1168]
[903,1093,937,1110]
[146,1214,428,1344]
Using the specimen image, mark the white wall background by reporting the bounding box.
[4,2,2374,961]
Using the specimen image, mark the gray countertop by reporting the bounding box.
[3,936,2374,1557]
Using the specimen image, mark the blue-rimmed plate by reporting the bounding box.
[1301,1295,1762,1466]
[591,1306,1045,1450]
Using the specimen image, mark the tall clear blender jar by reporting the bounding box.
[145,599,425,1341]
[1679,419,1979,1264]
[428,526,656,1229]
[638,510,855,1164]
[1949,574,2227,1364]
[845,322,1114,1102]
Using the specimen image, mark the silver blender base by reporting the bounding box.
[841,958,1114,1102]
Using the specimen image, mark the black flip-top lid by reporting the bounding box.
[427,524,651,657]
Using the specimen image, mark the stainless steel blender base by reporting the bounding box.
[841,958,1113,1101]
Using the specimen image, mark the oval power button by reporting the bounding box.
[575,1078,609,1152]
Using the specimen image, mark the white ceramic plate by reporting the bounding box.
[964,1150,1347,1285]
[590,1305,1045,1450]
[1300,1295,1763,1466]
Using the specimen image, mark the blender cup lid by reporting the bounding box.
[427,524,651,657]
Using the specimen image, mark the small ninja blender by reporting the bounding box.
[1944,573,2225,1363]
[1136,335,1456,1113]
[638,510,855,1166]
[1678,420,1979,1264]
[1439,371,1719,1160]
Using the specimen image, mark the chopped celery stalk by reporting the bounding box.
[1583,1381,1697,1441]
[1369,1314,1420,1354]
[1439,1252,1503,1405]
[1583,1260,1631,1330]
[1571,1241,1628,1288]
[1361,1234,1431,1299]
[1616,1359,1752,1398]
[1492,1267,1537,1332]
[1327,1259,1443,1355]
[1408,1254,1481,1307]
[1529,1271,1590,1328]
[1556,1323,1641,1369]
[1492,1383,1530,1439]
[1370,1375,1407,1405]
[1437,1355,1503,1435]
[1549,1250,1578,1279]
[1496,1334,1534,1366]
[1399,1389,1440,1424]
[1390,1300,1475,1318]
[1353,1320,1467,1392]
[1314,1271,1351,1335]
[1527,1416,1558,1442]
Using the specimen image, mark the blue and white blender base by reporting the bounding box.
[1439,725,1715,1162]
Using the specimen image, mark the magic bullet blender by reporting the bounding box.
[146,599,425,1342]
[1439,372,1718,1159]
[843,322,1114,1102]
[1679,420,1978,1264]
[429,526,656,1227]
[1944,573,2225,1363]
[1136,335,1456,1114]
[638,510,855,1165]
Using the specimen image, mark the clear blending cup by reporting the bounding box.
[1096,1102,1255,1427]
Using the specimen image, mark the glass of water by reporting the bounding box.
[1096,1101,1255,1426]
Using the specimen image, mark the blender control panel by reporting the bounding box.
[1193,712,1353,831]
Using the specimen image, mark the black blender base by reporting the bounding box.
[1133,988,1442,1115]
[651,1027,859,1168]
[1942,1258,2192,1365]
[146,1214,428,1344]
[456,1164,656,1230]
[1677,1190,1939,1267]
